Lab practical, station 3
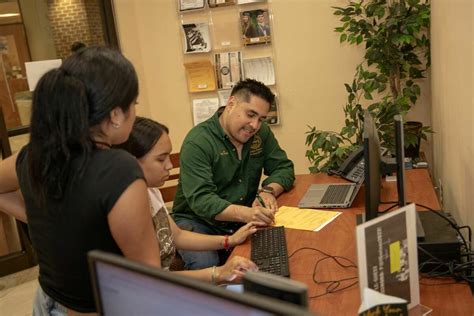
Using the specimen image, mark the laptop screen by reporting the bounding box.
[88,251,314,316]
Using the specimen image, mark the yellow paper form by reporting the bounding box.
[274,206,341,232]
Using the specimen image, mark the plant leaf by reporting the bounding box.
[345,83,352,93]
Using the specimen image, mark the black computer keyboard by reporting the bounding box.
[251,226,290,277]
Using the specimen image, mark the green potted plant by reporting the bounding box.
[305,0,432,173]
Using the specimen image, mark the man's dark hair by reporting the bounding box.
[230,79,275,106]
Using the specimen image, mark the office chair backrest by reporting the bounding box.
[161,152,180,203]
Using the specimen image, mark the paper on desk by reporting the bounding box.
[274,206,341,232]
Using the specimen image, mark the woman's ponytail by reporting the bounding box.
[27,68,92,205]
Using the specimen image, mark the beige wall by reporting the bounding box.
[431,0,473,228]
[113,0,432,175]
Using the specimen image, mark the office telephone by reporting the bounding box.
[331,147,365,183]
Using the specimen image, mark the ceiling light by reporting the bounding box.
[0,13,19,18]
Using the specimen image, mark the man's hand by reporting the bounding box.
[216,200,278,224]
[253,191,278,213]
[244,206,275,225]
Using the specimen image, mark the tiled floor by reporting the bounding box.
[0,266,38,316]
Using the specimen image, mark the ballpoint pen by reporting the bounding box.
[256,193,267,208]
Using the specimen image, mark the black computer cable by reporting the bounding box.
[377,203,399,214]
[288,247,358,299]
[380,200,398,204]
[310,255,358,298]
[418,242,474,283]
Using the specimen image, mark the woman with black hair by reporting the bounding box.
[117,117,259,282]
[0,47,161,315]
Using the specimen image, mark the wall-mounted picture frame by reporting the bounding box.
[179,0,205,12]
[240,9,271,46]
[208,0,236,8]
[182,23,211,54]
[243,56,275,85]
[215,51,242,89]
[267,93,279,125]
[237,0,267,4]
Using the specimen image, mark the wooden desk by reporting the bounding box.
[231,169,473,315]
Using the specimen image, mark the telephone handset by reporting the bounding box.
[333,147,365,183]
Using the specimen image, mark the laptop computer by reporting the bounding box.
[298,181,362,209]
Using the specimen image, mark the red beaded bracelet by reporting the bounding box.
[224,235,230,250]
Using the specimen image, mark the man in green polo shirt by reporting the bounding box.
[172,79,295,270]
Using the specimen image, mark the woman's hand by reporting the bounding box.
[228,221,263,247]
[216,256,258,284]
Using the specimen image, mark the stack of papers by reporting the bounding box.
[274,206,341,232]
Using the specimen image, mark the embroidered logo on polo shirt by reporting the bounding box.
[250,135,263,156]
[220,149,229,156]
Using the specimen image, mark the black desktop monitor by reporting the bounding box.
[393,115,426,239]
[394,114,407,206]
[362,110,381,222]
[88,250,315,316]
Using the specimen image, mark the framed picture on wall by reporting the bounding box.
[243,56,275,85]
[208,0,235,8]
[215,51,242,89]
[267,93,279,125]
[182,23,211,53]
[237,0,267,4]
[240,9,271,45]
[179,0,205,12]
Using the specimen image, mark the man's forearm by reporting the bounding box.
[214,204,249,223]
